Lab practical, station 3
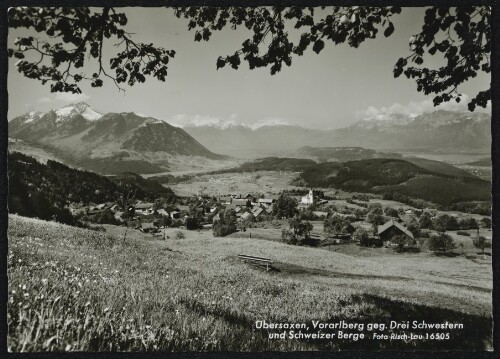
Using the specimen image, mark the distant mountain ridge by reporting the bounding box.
[182,110,490,157]
[9,103,224,174]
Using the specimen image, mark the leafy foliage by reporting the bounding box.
[428,233,456,255]
[272,192,298,219]
[213,209,237,237]
[472,236,491,254]
[281,228,297,245]
[391,234,419,253]
[176,6,490,110]
[296,158,490,207]
[323,214,354,236]
[8,7,175,93]
[9,6,490,109]
[432,214,459,232]
[288,217,313,239]
[392,7,490,110]
[8,152,175,225]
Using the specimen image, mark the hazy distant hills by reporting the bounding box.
[183,110,490,157]
[9,103,224,174]
[334,110,490,151]
[9,104,490,175]
[295,146,403,162]
[184,123,321,158]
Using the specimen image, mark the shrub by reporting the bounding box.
[384,207,399,218]
[352,228,369,243]
[212,209,238,237]
[472,236,491,254]
[360,236,383,247]
[185,217,200,230]
[456,231,471,237]
[281,229,297,245]
[391,235,419,253]
[272,192,298,219]
[171,219,182,228]
[428,233,456,255]
[481,217,491,228]
[213,222,236,237]
[174,231,185,240]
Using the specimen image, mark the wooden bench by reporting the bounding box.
[238,254,273,271]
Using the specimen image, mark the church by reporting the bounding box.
[301,189,315,205]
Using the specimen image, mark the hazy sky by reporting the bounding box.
[8,7,491,129]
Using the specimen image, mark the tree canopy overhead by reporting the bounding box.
[8,6,491,111]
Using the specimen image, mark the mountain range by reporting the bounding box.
[9,103,491,174]
[183,110,490,157]
[9,103,224,174]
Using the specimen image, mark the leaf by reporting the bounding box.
[216,57,226,69]
[312,39,324,54]
[384,22,394,37]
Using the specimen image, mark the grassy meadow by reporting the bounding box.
[8,215,492,351]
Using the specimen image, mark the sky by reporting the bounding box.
[7,7,491,129]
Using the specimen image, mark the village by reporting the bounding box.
[67,187,492,256]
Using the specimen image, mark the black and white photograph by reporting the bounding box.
[5,4,495,352]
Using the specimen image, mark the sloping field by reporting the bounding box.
[8,215,492,351]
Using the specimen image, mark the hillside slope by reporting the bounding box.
[295,158,490,206]
[9,103,225,174]
[8,152,175,224]
[8,214,492,351]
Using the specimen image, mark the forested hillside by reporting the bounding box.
[294,158,490,208]
[8,152,175,224]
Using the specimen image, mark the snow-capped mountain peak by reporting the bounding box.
[174,116,298,131]
[23,111,44,124]
[55,102,102,122]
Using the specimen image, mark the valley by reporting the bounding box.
[7,103,493,351]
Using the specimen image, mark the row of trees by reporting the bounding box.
[418,212,486,232]
[427,233,491,256]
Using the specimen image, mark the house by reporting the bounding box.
[258,198,274,207]
[301,189,314,205]
[69,207,86,216]
[243,193,253,199]
[170,211,180,219]
[110,204,120,212]
[312,211,329,218]
[156,209,169,217]
[88,207,106,215]
[134,202,154,210]
[240,212,252,221]
[377,219,415,242]
[134,202,155,216]
[252,207,264,218]
[95,203,108,210]
[114,211,125,223]
[232,198,250,207]
[177,205,191,213]
[218,196,231,204]
[404,209,414,215]
[141,222,157,233]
